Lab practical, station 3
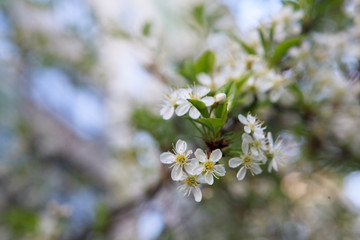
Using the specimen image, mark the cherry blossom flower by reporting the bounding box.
[160,89,179,120]
[229,138,265,181]
[266,132,286,172]
[193,149,226,185]
[238,113,266,139]
[160,139,197,181]
[177,170,206,202]
[175,86,215,119]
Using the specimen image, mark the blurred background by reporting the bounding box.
[0,0,360,239]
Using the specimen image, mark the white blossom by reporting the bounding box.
[175,86,215,119]
[160,139,197,181]
[229,138,265,181]
[177,170,206,202]
[197,72,227,92]
[266,132,286,172]
[193,149,226,185]
[238,113,266,139]
[160,89,179,120]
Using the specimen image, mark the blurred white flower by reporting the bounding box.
[197,72,228,92]
[238,113,266,139]
[177,171,205,202]
[266,132,286,172]
[160,139,197,181]
[175,86,215,119]
[229,138,264,181]
[193,149,226,185]
[160,89,179,120]
[271,6,303,42]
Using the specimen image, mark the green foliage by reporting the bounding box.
[1,208,39,236]
[192,5,205,27]
[132,108,177,149]
[178,50,216,83]
[228,33,257,55]
[187,99,209,118]
[142,22,152,36]
[178,60,197,83]
[270,36,304,65]
[195,50,215,74]
[93,204,110,233]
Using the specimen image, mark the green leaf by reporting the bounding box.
[226,82,239,112]
[195,50,216,74]
[270,36,303,65]
[2,208,39,236]
[192,4,205,26]
[178,60,197,83]
[142,22,152,36]
[198,117,226,132]
[93,204,110,233]
[217,81,234,95]
[258,28,268,56]
[187,99,209,118]
[234,72,252,90]
[228,33,257,55]
[282,0,301,9]
[214,102,227,119]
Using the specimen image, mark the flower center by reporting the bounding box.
[243,155,253,167]
[184,176,198,187]
[176,154,188,166]
[204,161,214,172]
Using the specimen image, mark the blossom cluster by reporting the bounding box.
[160,139,225,202]
[160,85,227,120]
[229,113,286,181]
[159,113,287,202]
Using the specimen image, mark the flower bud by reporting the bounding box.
[214,93,226,104]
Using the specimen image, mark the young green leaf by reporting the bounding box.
[270,36,303,65]
[195,50,215,74]
[187,99,210,118]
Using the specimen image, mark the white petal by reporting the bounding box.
[197,175,207,184]
[160,106,174,120]
[197,73,212,86]
[244,126,251,134]
[171,165,183,181]
[209,149,222,162]
[238,114,248,124]
[193,166,204,175]
[229,157,242,168]
[254,128,265,139]
[175,103,190,116]
[184,162,194,174]
[160,152,175,164]
[201,96,215,106]
[214,165,226,176]
[267,132,274,149]
[178,172,188,181]
[251,164,262,175]
[194,148,207,162]
[242,139,250,154]
[176,139,187,154]
[177,88,191,99]
[268,160,278,172]
[270,88,282,102]
[192,187,202,202]
[205,173,214,185]
[195,86,210,98]
[236,166,247,181]
[188,106,200,119]
[247,114,256,123]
